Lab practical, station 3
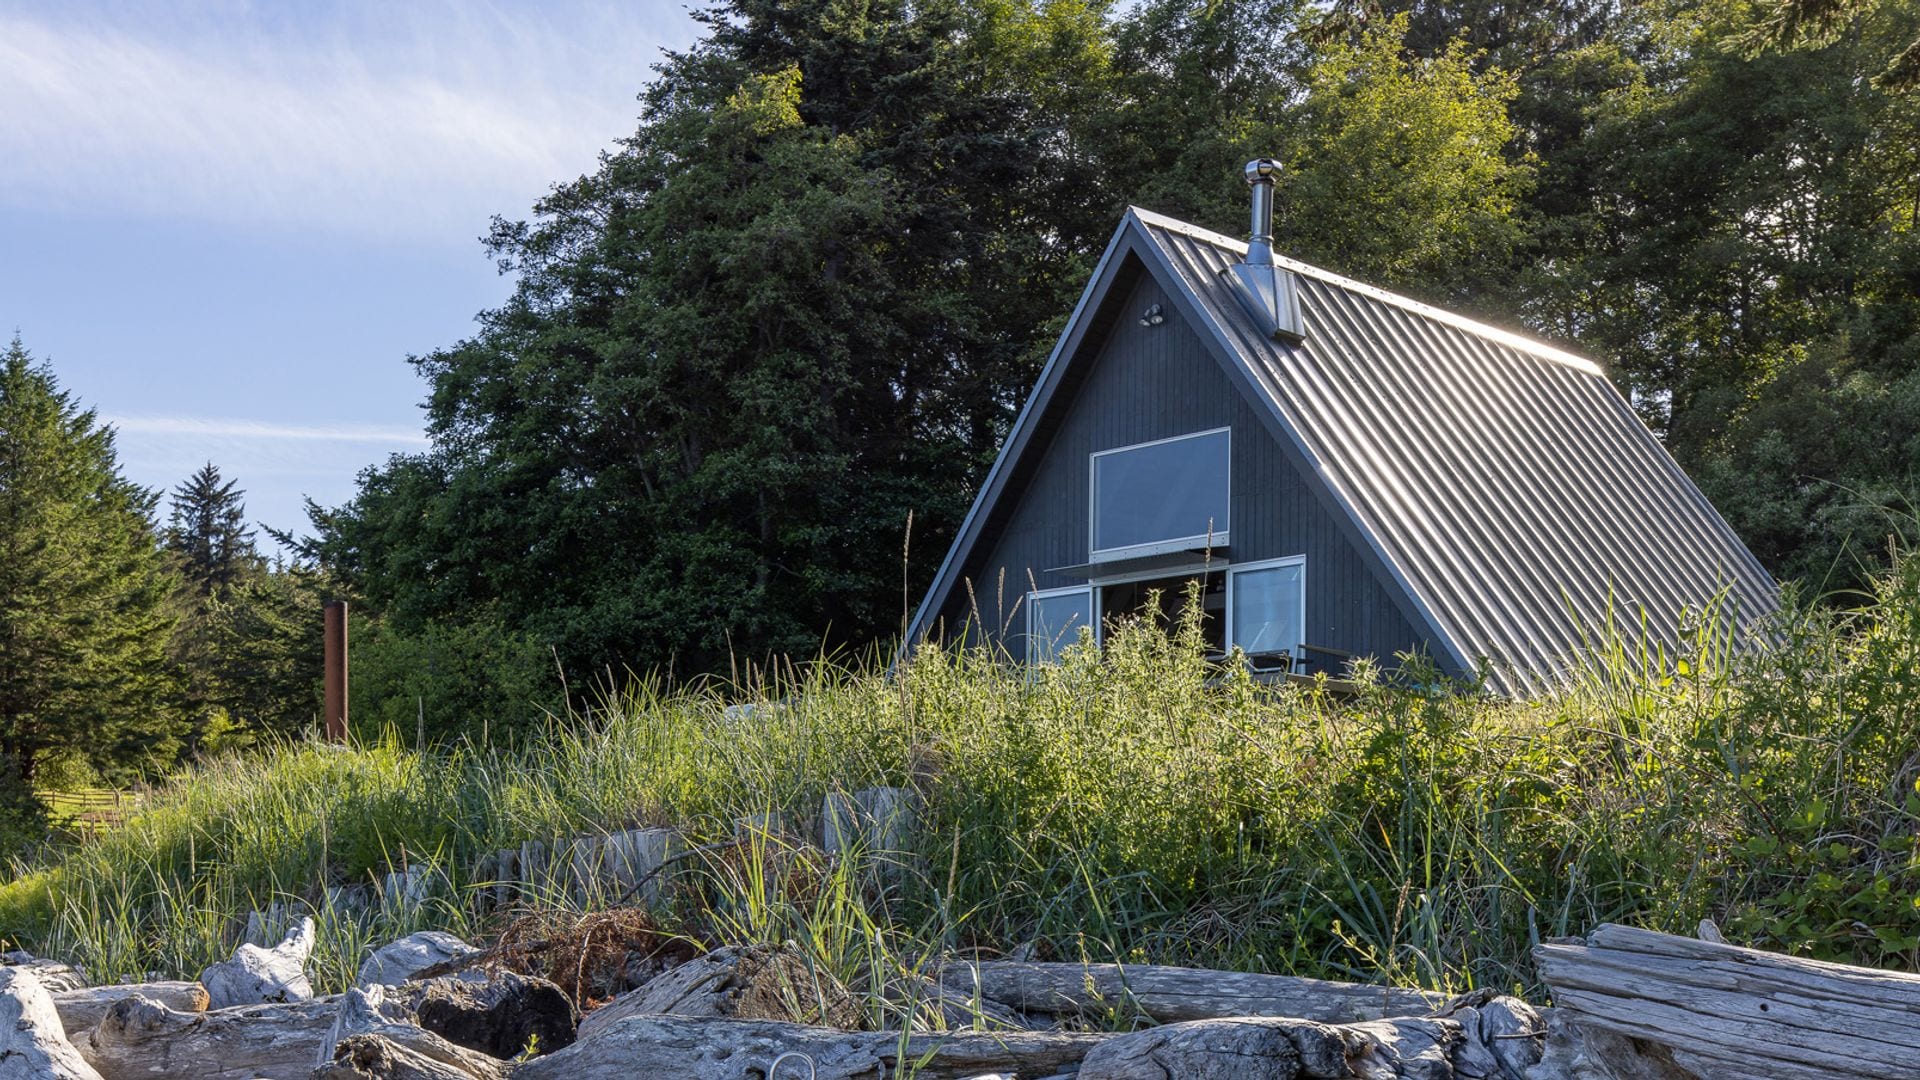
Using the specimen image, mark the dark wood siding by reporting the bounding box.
[938,269,1426,667]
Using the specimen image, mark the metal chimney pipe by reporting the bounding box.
[1227,157,1303,340]
[1244,159,1281,266]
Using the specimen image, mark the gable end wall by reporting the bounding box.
[938,271,1426,669]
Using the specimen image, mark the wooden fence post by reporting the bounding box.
[324,601,349,743]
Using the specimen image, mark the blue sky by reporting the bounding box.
[1,0,701,544]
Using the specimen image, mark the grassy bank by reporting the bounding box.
[5,563,1920,1002]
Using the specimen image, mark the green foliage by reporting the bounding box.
[15,554,1920,993]
[1286,14,1532,290]
[167,462,260,593]
[307,0,1546,683]
[0,338,182,785]
[0,755,49,865]
[348,612,559,747]
[164,463,324,749]
[1504,0,1920,589]
[1736,0,1920,90]
[305,0,1079,676]
[194,563,326,741]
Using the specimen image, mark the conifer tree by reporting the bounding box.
[0,339,182,782]
[167,462,259,594]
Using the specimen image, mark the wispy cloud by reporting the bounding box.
[105,415,430,446]
[0,2,695,242]
[107,410,433,534]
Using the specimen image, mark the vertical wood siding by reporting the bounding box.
[939,270,1426,668]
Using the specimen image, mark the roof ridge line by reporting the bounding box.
[1124,206,1607,379]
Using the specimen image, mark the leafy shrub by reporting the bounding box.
[348,613,560,747]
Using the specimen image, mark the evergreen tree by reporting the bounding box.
[167,463,260,593]
[162,465,322,749]
[201,562,326,741]
[313,0,1072,673]
[0,339,182,783]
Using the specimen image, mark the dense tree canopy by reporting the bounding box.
[0,340,181,782]
[310,0,1536,677]
[164,464,323,751]
[309,0,1920,684]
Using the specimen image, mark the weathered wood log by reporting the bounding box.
[1526,1007,1699,1080]
[937,960,1444,1025]
[200,916,316,1008]
[873,971,1032,1032]
[316,987,507,1080]
[0,968,105,1080]
[3,952,89,994]
[402,971,577,1058]
[1076,1014,1469,1080]
[83,994,341,1080]
[313,1034,493,1080]
[517,1014,1110,1080]
[51,980,209,1037]
[1430,991,1544,1079]
[357,932,475,988]
[577,943,860,1042]
[1535,921,1920,1080]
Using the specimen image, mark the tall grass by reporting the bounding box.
[6,558,1920,1001]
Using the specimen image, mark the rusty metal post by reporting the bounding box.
[324,600,349,742]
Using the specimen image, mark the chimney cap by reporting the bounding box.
[1244,158,1283,184]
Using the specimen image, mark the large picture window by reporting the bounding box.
[1228,557,1305,662]
[1090,428,1230,559]
[1026,586,1092,665]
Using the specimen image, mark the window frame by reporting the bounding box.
[1088,427,1231,562]
[1024,585,1094,665]
[1225,555,1307,660]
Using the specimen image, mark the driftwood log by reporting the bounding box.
[316,988,507,1080]
[2,954,88,994]
[516,1014,1111,1080]
[50,981,210,1038]
[577,943,860,1042]
[872,971,1031,1031]
[1526,1007,1698,1080]
[314,1034,490,1080]
[0,967,105,1080]
[581,944,1029,1038]
[200,917,317,1008]
[83,994,341,1080]
[1536,922,1920,1080]
[357,932,473,989]
[938,960,1444,1025]
[1076,1015,1460,1079]
[50,980,210,1038]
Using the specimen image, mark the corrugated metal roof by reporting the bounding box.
[1132,208,1777,695]
[907,207,1778,696]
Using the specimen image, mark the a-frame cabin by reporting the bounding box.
[907,162,1777,696]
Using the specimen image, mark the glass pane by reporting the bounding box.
[1231,564,1303,656]
[1093,430,1229,552]
[1028,590,1092,664]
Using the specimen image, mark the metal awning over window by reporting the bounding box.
[1046,548,1229,581]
